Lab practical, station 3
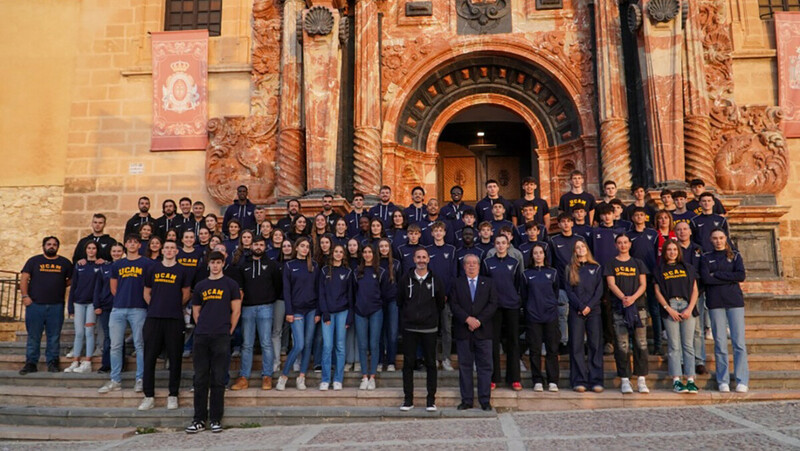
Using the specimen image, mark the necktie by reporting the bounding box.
[469,279,476,303]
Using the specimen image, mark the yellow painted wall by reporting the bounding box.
[0,0,80,186]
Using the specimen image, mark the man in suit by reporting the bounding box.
[449,253,497,411]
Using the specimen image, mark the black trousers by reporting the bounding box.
[143,317,184,397]
[568,311,604,388]
[193,334,231,423]
[492,307,520,384]
[601,297,615,346]
[402,330,437,405]
[456,336,492,406]
[526,320,560,385]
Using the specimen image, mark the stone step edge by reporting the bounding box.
[0,424,137,441]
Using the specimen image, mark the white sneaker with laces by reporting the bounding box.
[134,379,143,393]
[735,384,749,393]
[441,360,454,371]
[376,365,383,373]
[332,382,343,390]
[367,378,376,390]
[548,383,559,392]
[705,328,713,340]
[533,383,544,392]
[98,380,121,393]
[620,378,634,394]
[138,397,154,411]
[273,362,280,374]
[167,396,178,410]
[319,382,329,391]
[293,361,300,372]
[359,377,369,390]
[426,404,437,412]
[353,362,361,372]
[75,360,92,373]
[296,375,306,390]
[718,383,731,393]
[66,351,74,359]
[275,375,287,391]
[387,364,396,372]
[64,361,79,373]
[637,376,649,394]
[344,363,352,372]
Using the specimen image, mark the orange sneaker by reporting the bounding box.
[511,382,523,391]
[262,376,273,390]
[231,376,249,391]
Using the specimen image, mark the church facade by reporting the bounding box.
[0,0,798,290]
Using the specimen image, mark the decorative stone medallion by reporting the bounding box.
[304,5,334,36]
[646,0,679,23]
[456,0,512,35]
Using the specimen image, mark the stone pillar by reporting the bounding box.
[353,0,382,197]
[682,0,715,186]
[303,5,343,193]
[594,0,633,191]
[639,0,684,186]
[276,0,306,198]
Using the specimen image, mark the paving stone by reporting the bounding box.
[716,401,800,428]
[523,432,791,451]
[305,418,503,444]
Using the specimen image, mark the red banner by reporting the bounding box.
[775,12,800,138]
[151,30,209,151]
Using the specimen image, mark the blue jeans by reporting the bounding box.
[109,308,146,383]
[663,298,696,377]
[282,310,317,376]
[321,310,348,383]
[709,307,749,387]
[24,303,64,364]
[381,300,399,366]
[346,327,356,364]
[72,303,96,359]
[693,292,708,365]
[356,310,383,376]
[239,304,274,378]
[97,309,111,369]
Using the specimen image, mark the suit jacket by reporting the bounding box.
[449,275,497,341]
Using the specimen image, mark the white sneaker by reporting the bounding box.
[519,360,528,372]
[387,364,396,372]
[332,382,343,391]
[319,382,329,391]
[93,347,102,357]
[134,379,143,393]
[637,376,649,394]
[620,378,633,394]
[275,375,287,391]
[426,404,437,412]
[138,397,155,411]
[75,361,92,373]
[98,380,122,393]
[167,396,178,410]
[719,383,731,393]
[296,376,306,390]
[441,360,454,371]
[548,383,559,392]
[353,362,361,372]
[66,351,74,359]
[735,384,749,393]
[400,403,414,411]
[705,328,713,340]
[377,365,383,373]
[344,363,353,372]
[293,361,300,372]
[64,361,80,373]
[273,362,280,374]
[541,344,547,356]
[359,377,369,390]
[367,378,376,390]
[533,383,544,392]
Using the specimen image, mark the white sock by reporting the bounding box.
[673,377,681,383]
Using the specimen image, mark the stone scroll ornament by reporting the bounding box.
[456,0,510,33]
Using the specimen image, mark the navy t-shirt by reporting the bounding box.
[192,276,241,335]
[603,257,649,309]
[145,262,190,319]
[559,191,596,215]
[111,257,155,309]
[177,247,204,269]
[21,255,73,304]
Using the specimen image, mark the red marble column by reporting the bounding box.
[353,0,382,197]
[277,0,306,198]
[594,0,633,191]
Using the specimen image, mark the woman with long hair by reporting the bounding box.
[344,237,362,371]
[267,228,285,261]
[93,243,126,373]
[177,229,204,277]
[165,228,179,243]
[204,214,219,235]
[655,240,699,394]
[332,217,349,247]
[138,223,154,256]
[270,238,294,371]
[232,229,254,266]
[146,235,164,261]
[389,210,408,252]
[363,217,387,248]
[312,214,329,244]
[701,229,749,393]
[259,220,273,240]
[655,210,677,263]
[521,244,560,392]
[65,241,100,374]
[353,244,389,390]
[196,227,211,252]
[564,240,604,392]
[346,238,362,270]
[276,238,320,391]
[318,244,353,390]
[288,216,309,243]
[224,219,242,260]
[315,234,333,267]
[377,238,400,372]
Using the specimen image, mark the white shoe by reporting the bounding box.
[533,383,543,392]
[735,384,749,393]
[332,382,343,391]
[319,382,329,391]
[620,378,633,394]
[273,362,280,374]
[231,348,241,358]
[367,378,376,390]
[138,397,154,411]
[519,360,527,372]
[705,328,713,340]
[400,403,414,411]
[376,365,383,373]
[344,363,353,372]
[359,377,369,390]
[441,360,454,371]
[275,376,287,391]
[93,347,102,357]
[75,360,92,373]
[134,379,143,393]
[426,404,437,412]
[167,396,178,410]
[548,383,559,392]
[353,362,361,372]
[296,376,306,390]
[637,376,649,394]
[387,364,396,372]
[98,380,122,394]
[293,361,300,372]
[64,361,80,373]
[718,383,731,393]
[66,351,74,359]
[541,344,547,356]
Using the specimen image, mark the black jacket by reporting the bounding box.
[449,275,497,340]
[72,234,117,263]
[124,213,154,238]
[240,256,281,306]
[397,270,445,331]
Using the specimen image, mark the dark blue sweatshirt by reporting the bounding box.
[518,239,552,267]
[368,202,400,228]
[345,210,369,238]
[454,225,477,249]
[481,254,522,309]
[396,242,424,277]
[223,199,256,231]
[282,259,319,316]
[550,233,586,289]
[353,266,390,317]
[319,265,354,324]
[592,225,625,267]
[572,224,593,245]
[475,196,514,223]
[420,218,456,246]
[93,263,115,311]
[426,243,457,295]
[442,202,471,221]
[390,228,408,252]
[521,266,560,323]
[68,261,101,313]
[564,262,604,314]
[475,240,495,257]
[379,258,401,302]
[691,214,729,253]
[680,241,704,289]
[403,204,428,225]
[700,250,745,310]
[516,224,547,246]
[627,228,659,273]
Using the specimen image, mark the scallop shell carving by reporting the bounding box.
[304,5,334,36]
[647,0,679,23]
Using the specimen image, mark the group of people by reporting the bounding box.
[18,175,750,433]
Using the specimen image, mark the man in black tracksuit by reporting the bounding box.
[397,247,445,412]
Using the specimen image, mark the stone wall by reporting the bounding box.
[0,186,64,272]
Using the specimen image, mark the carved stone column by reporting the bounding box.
[682,0,715,186]
[277,0,306,198]
[303,5,343,193]
[353,0,382,197]
[638,0,684,186]
[594,0,633,191]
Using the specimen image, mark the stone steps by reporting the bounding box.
[0,424,136,441]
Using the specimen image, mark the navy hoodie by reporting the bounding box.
[426,243,458,295]
[403,204,428,225]
[700,249,745,310]
[390,228,408,252]
[223,199,256,231]
[550,233,586,289]
[396,242,424,277]
[353,266,390,317]
[379,258,401,302]
[475,196,514,223]
[690,213,729,253]
[319,265,354,324]
[518,239,553,267]
[420,218,456,246]
[282,259,319,316]
[68,261,101,314]
[592,225,625,267]
[368,202,401,228]
[481,254,522,309]
[345,210,369,238]
[627,227,659,273]
[92,262,114,312]
[564,262,604,314]
[521,266,560,323]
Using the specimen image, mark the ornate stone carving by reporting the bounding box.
[698,0,733,101]
[304,6,335,36]
[353,127,382,195]
[709,100,788,194]
[206,117,277,205]
[339,16,349,46]
[628,3,642,31]
[456,0,511,34]
[647,0,679,23]
[278,0,306,198]
[354,0,382,196]
[251,0,282,117]
[276,128,307,197]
